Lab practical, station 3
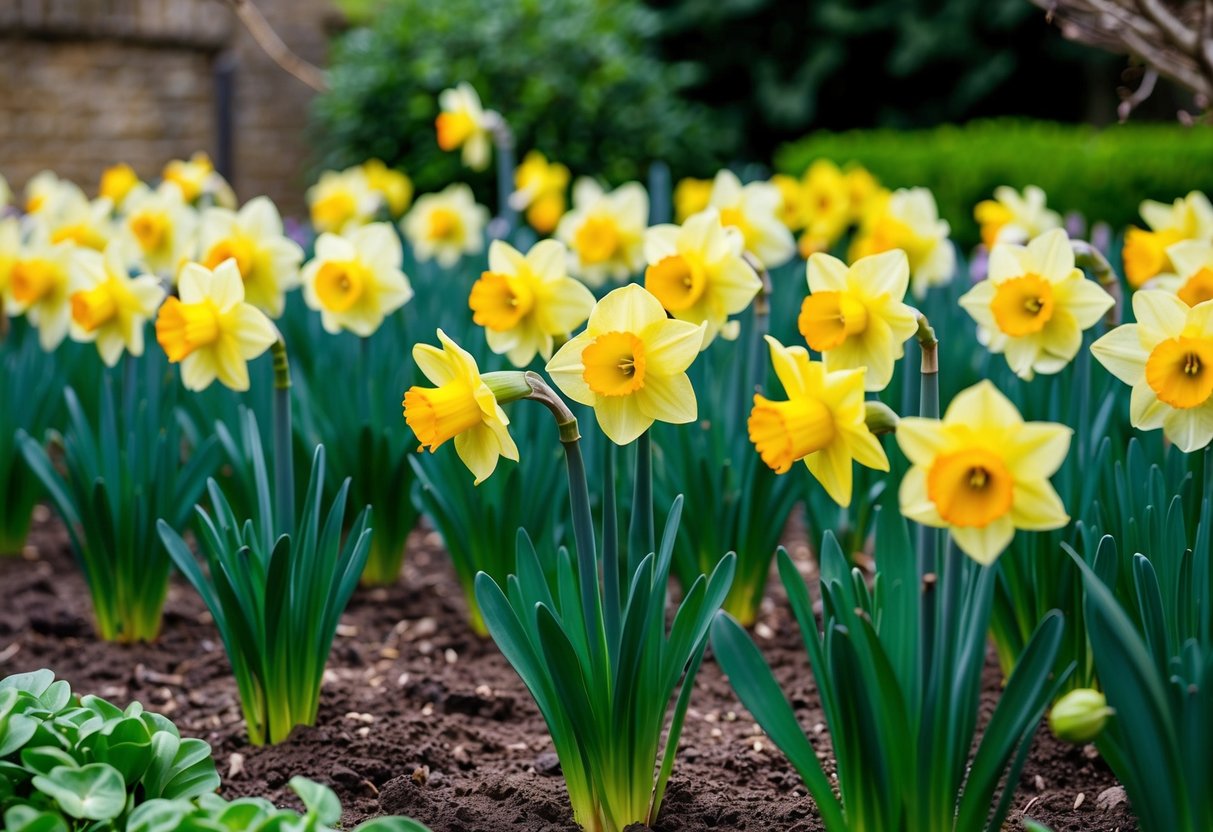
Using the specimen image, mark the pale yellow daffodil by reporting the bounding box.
[1122,191,1213,289]
[749,335,889,507]
[404,329,519,484]
[121,183,197,279]
[44,189,115,252]
[1092,290,1213,452]
[851,187,954,299]
[643,208,761,346]
[402,184,489,268]
[435,82,499,172]
[897,380,1072,564]
[162,152,235,207]
[960,229,1114,380]
[469,239,593,367]
[547,284,706,445]
[708,170,795,269]
[5,235,76,350]
[23,170,71,216]
[556,179,649,287]
[154,260,277,391]
[973,185,1061,250]
[302,223,413,337]
[362,159,413,217]
[68,241,165,366]
[799,250,919,391]
[198,196,304,318]
[307,167,378,234]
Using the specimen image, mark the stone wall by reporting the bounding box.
[0,0,335,216]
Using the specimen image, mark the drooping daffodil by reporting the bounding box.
[897,380,1072,564]
[546,284,706,445]
[973,185,1061,250]
[556,179,649,287]
[959,228,1114,380]
[435,82,499,172]
[469,239,594,367]
[1092,290,1213,452]
[798,250,919,392]
[707,170,795,270]
[643,208,761,346]
[850,187,954,299]
[1122,191,1213,289]
[749,336,889,507]
[302,223,413,337]
[198,196,304,318]
[402,184,489,269]
[154,260,277,391]
[68,241,166,366]
[403,329,519,484]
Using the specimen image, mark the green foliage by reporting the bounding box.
[0,669,219,829]
[18,366,218,643]
[776,120,1213,247]
[158,412,373,745]
[312,0,730,192]
[712,511,1070,832]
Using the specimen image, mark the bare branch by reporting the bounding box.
[217,0,329,92]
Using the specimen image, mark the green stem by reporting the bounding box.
[493,120,517,234]
[603,442,621,655]
[914,312,940,706]
[743,257,772,428]
[271,338,293,537]
[628,431,655,571]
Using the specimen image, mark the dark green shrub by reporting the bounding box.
[311,0,733,192]
[776,119,1213,247]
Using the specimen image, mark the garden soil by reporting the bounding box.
[0,511,1137,832]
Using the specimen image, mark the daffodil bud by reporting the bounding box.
[482,371,533,405]
[1049,688,1113,743]
[864,401,899,435]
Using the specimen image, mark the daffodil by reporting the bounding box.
[1092,290,1213,452]
[154,260,277,391]
[302,223,413,337]
[401,184,489,268]
[771,175,808,232]
[403,329,518,483]
[362,159,413,217]
[674,178,713,224]
[198,196,304,318]
[68,241,165,366]
[850,187,955,299]
[469,239,593,366]
[974,185,1061,250]
[845,166,883,223]
[435,82,499,171]
[162,152,235,207]
[796,160,852,255]
[5,235,75,350]
[1122,191,1213,288]
[643,208,761,345]
[959,229,1114,380]
[1154,240,1213,306]
[510,151,570,234]
[0,218,18,297]
[556,179,648,287]
[121,183,197,279]
[307,167,377,234]
[44,189,114,251]
[708,170,795,269]
[99,163,140,207]
[897,380,1072,564]
[23,171,69,215]
[546,284,705,445]
[798,250,919,391]
[749,335,889,506]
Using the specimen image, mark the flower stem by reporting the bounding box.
[628,431,655,571]
[271,337,294,536]
[492,120,517,236]
[915,312,940,696]
[743,255,772,427]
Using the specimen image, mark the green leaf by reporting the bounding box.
[2,805,70,832]
[31,763,127,821]
[0,670,56,697]
[352,819,434,832]
[125,799,196,832]
[290,776,342,825]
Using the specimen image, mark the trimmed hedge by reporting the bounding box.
[775,119,1213,247]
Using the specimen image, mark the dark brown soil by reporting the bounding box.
[0,509,1137,832]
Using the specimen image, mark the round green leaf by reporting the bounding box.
[31,763,127,821]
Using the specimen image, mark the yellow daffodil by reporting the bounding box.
[24,171,69,215]
[404,329,518,484]
[162,152,235,207]
[99,163,140,207]
[5,235,75,350]
[643,208,761,346]
[1153,240,1213,307]
[845,166,883,223]
[121,183,197,279]
[44,190,114,252]
[307,167,377,234]
[708,170,795,269]
[797,160,852,255]
[959,229,1114,380]
[546,284,705,445]
[469,239,593,366]
[302,223,413,337]
[674,178,713,224]
[1092,290,1213,452]
[974,185,1061,250]
[749,335,889,506]
[556,179,648,287]
[198,196,304,318]
[851,187,954,299]
[68,241,165,366]
[402,184,489,268]
[510,151,570,235]
[771,175,808,232]
[0,218,18,299]
[435,82,499,172]
[897,380,1072,564]
[362,159,413,217]
[154,260,277,391]
[799,250,918,391]
[1122,192,1213,289]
